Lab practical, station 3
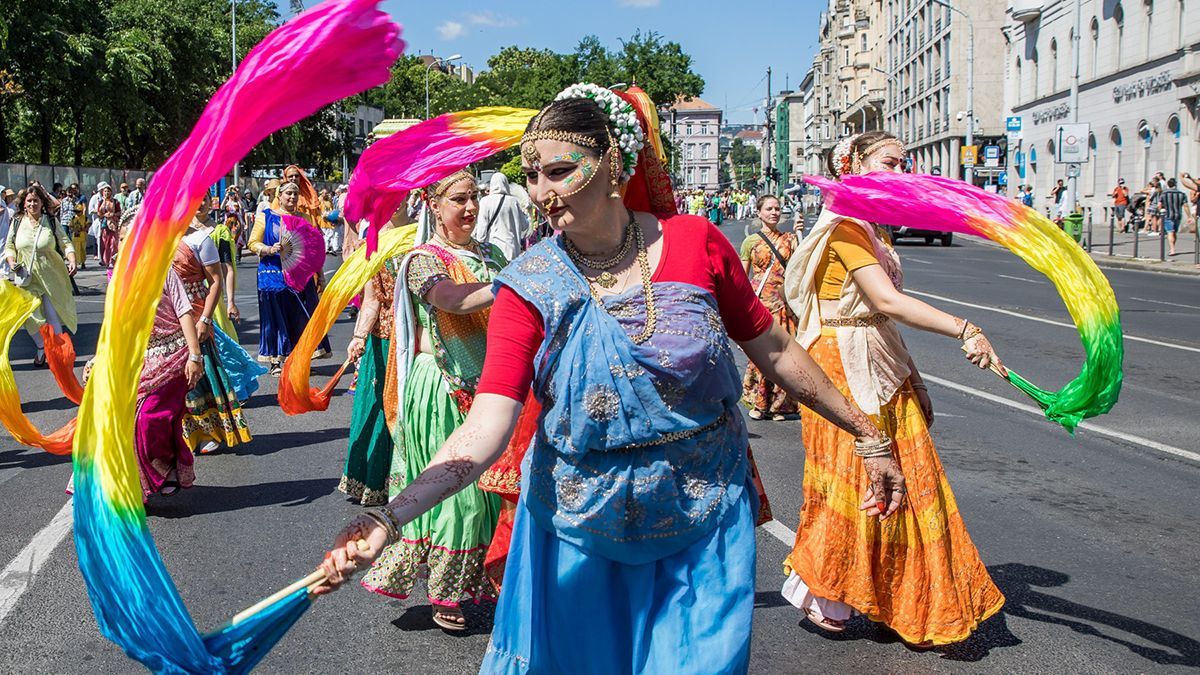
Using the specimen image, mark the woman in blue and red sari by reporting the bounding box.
[249,181,331,375]
[316,85,905,674]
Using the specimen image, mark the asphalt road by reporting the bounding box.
[1,220,1198,673]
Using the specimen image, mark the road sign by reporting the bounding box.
[961,145,978,167]
[983,145,1001,167]
[1006,116,1023,132]
[998,170,1008,186]
[1056,123,1090,163]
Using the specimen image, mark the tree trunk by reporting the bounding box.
[72,107,84,167]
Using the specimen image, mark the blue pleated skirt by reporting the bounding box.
[480,483,756,675]
[256,279,331,359]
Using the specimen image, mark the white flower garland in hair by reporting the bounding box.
[554,83,646,179]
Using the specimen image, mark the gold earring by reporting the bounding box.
[609,147,621,199]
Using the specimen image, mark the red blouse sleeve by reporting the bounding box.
[704,221,775,342]
[477,285,544,401]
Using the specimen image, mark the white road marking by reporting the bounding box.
[0,500,73,628]
[997,273,1044,285]
[761,518,797,546]
[905,257,934,265]
[1129,296,1200,312]
[923,374,1200,464]
[910,290,1200,354]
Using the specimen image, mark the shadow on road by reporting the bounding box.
[0,447,71,471]
[987,562,1200,668]
[149,477,338,517]
[225,427,349,456]
[390,600,497,637]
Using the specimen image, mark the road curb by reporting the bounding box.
[970,236,1200,278]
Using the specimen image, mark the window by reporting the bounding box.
[1145,1,1154,60]
[686,167,695,185]
[861,33,868,52]
[700,122,708,136]
[1090,18,1100,79]
[861,80,868,97]
[700,144,709,160]
[944,36,951,77]
[686,123,693,136]
[1180,0,1188,49]
[685,144,694,160]
[1032,48,1040,99]
[844,46,850,64]
[700,167,710,185]
[1050,39,1058,91]
[1114,4,1125,69]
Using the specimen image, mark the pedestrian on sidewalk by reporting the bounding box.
[1051,178,1067,225]
[1021,184,1034,208]
[1142,177,1163,235]
[780,131,1005,646]
[1160,178,1187,256]
[1112,178,1130,232]
[1181,172,1199,233]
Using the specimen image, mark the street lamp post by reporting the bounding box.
[928,0,974,185]
[425,54,462,120]
[231,0,239,187]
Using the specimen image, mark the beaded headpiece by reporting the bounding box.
[424,169,475,199]
[520,83,646,181]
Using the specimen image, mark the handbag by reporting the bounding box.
[752,228,790,296]
[1,214,45,288]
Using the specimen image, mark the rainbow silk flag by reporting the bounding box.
[69,1,402,671]
[344,106,538,253]
[278,223,417,415]
[805,172,1123,432]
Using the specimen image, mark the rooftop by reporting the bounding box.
[671,96,720,111]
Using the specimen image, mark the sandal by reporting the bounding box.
[771,413,788,421]
[159,479,181,496]
[33,349,47,368]
[748,409,764,420]
[803,608,846,633]
[432,607,467,632]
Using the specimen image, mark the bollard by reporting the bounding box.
[1108,209,1115,256]
[1160,224,1166,262]
[1195,225,1199,266]
[1134,224,1140,258]
[1086,207,1093,252]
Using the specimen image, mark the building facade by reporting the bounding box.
[885,0,1007,183]
[1004,0,1200,210]
[670,97,724,191]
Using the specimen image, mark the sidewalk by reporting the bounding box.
[1081,222,1200,276]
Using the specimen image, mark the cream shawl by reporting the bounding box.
[782,208,911,414]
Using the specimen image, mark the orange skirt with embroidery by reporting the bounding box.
[784,331,1004,645]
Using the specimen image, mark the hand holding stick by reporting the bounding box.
[230,539,368,625]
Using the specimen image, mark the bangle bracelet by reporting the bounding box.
[188,353,203,363]
[352,333,368,340]
[374,507,403,541]
[362,511,396,544]
[854,435,894,458]
[962,324,983,342]
[911,383,927,391]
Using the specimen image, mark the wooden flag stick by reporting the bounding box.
[230,540,368,625]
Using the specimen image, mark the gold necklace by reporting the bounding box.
[433,232,478,254]
[580,219,657,344]
[564,211,635,289]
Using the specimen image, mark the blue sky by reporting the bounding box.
[286,0,826,125]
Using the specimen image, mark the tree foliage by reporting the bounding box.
[1,10,707,179]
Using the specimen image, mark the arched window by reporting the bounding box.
[1114,4,1125,69]
[1050,39,1059,91]
[1168,114,1182,175]
[1087,132,1098,195]
[1110,126,1124,186]
[1031,48,1040,99]
[1180,0,1188,49]
[861,33,868,52]
[1145,0,1154,60]
[860,79,868,97]
[1090,18,1100,79]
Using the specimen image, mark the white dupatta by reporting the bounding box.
[781,208,911,415]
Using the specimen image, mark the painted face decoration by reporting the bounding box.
[521,143,601,212]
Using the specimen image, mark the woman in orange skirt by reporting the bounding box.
[780,131,1007,646]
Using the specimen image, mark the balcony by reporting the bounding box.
[1011,0,1044,23]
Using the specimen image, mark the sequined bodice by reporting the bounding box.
[497,238,748,565]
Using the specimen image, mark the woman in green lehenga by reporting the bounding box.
[339,212,406,506]
[360,171,504,632]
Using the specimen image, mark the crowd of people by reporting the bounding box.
[6,86,1027,672]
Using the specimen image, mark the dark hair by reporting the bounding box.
[756,194,781,211]
[523,97,614,159]
[1167,178,1177,188]
[824,130,902,176]
[14,184,54,218]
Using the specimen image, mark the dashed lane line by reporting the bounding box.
[923,374,1200,464]
[0,500,73,628]
[910,290,1200,355]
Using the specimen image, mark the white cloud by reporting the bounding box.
[437,20,464,40]
[619,0,660,7]
[467,11,519,27]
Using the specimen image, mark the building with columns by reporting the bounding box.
[1003,0,1200,209]
[669,97,723,191]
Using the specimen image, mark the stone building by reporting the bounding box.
[1003,0,1200,209]
[669,97,724,191]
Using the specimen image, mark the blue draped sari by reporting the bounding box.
[480,237,757,674]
